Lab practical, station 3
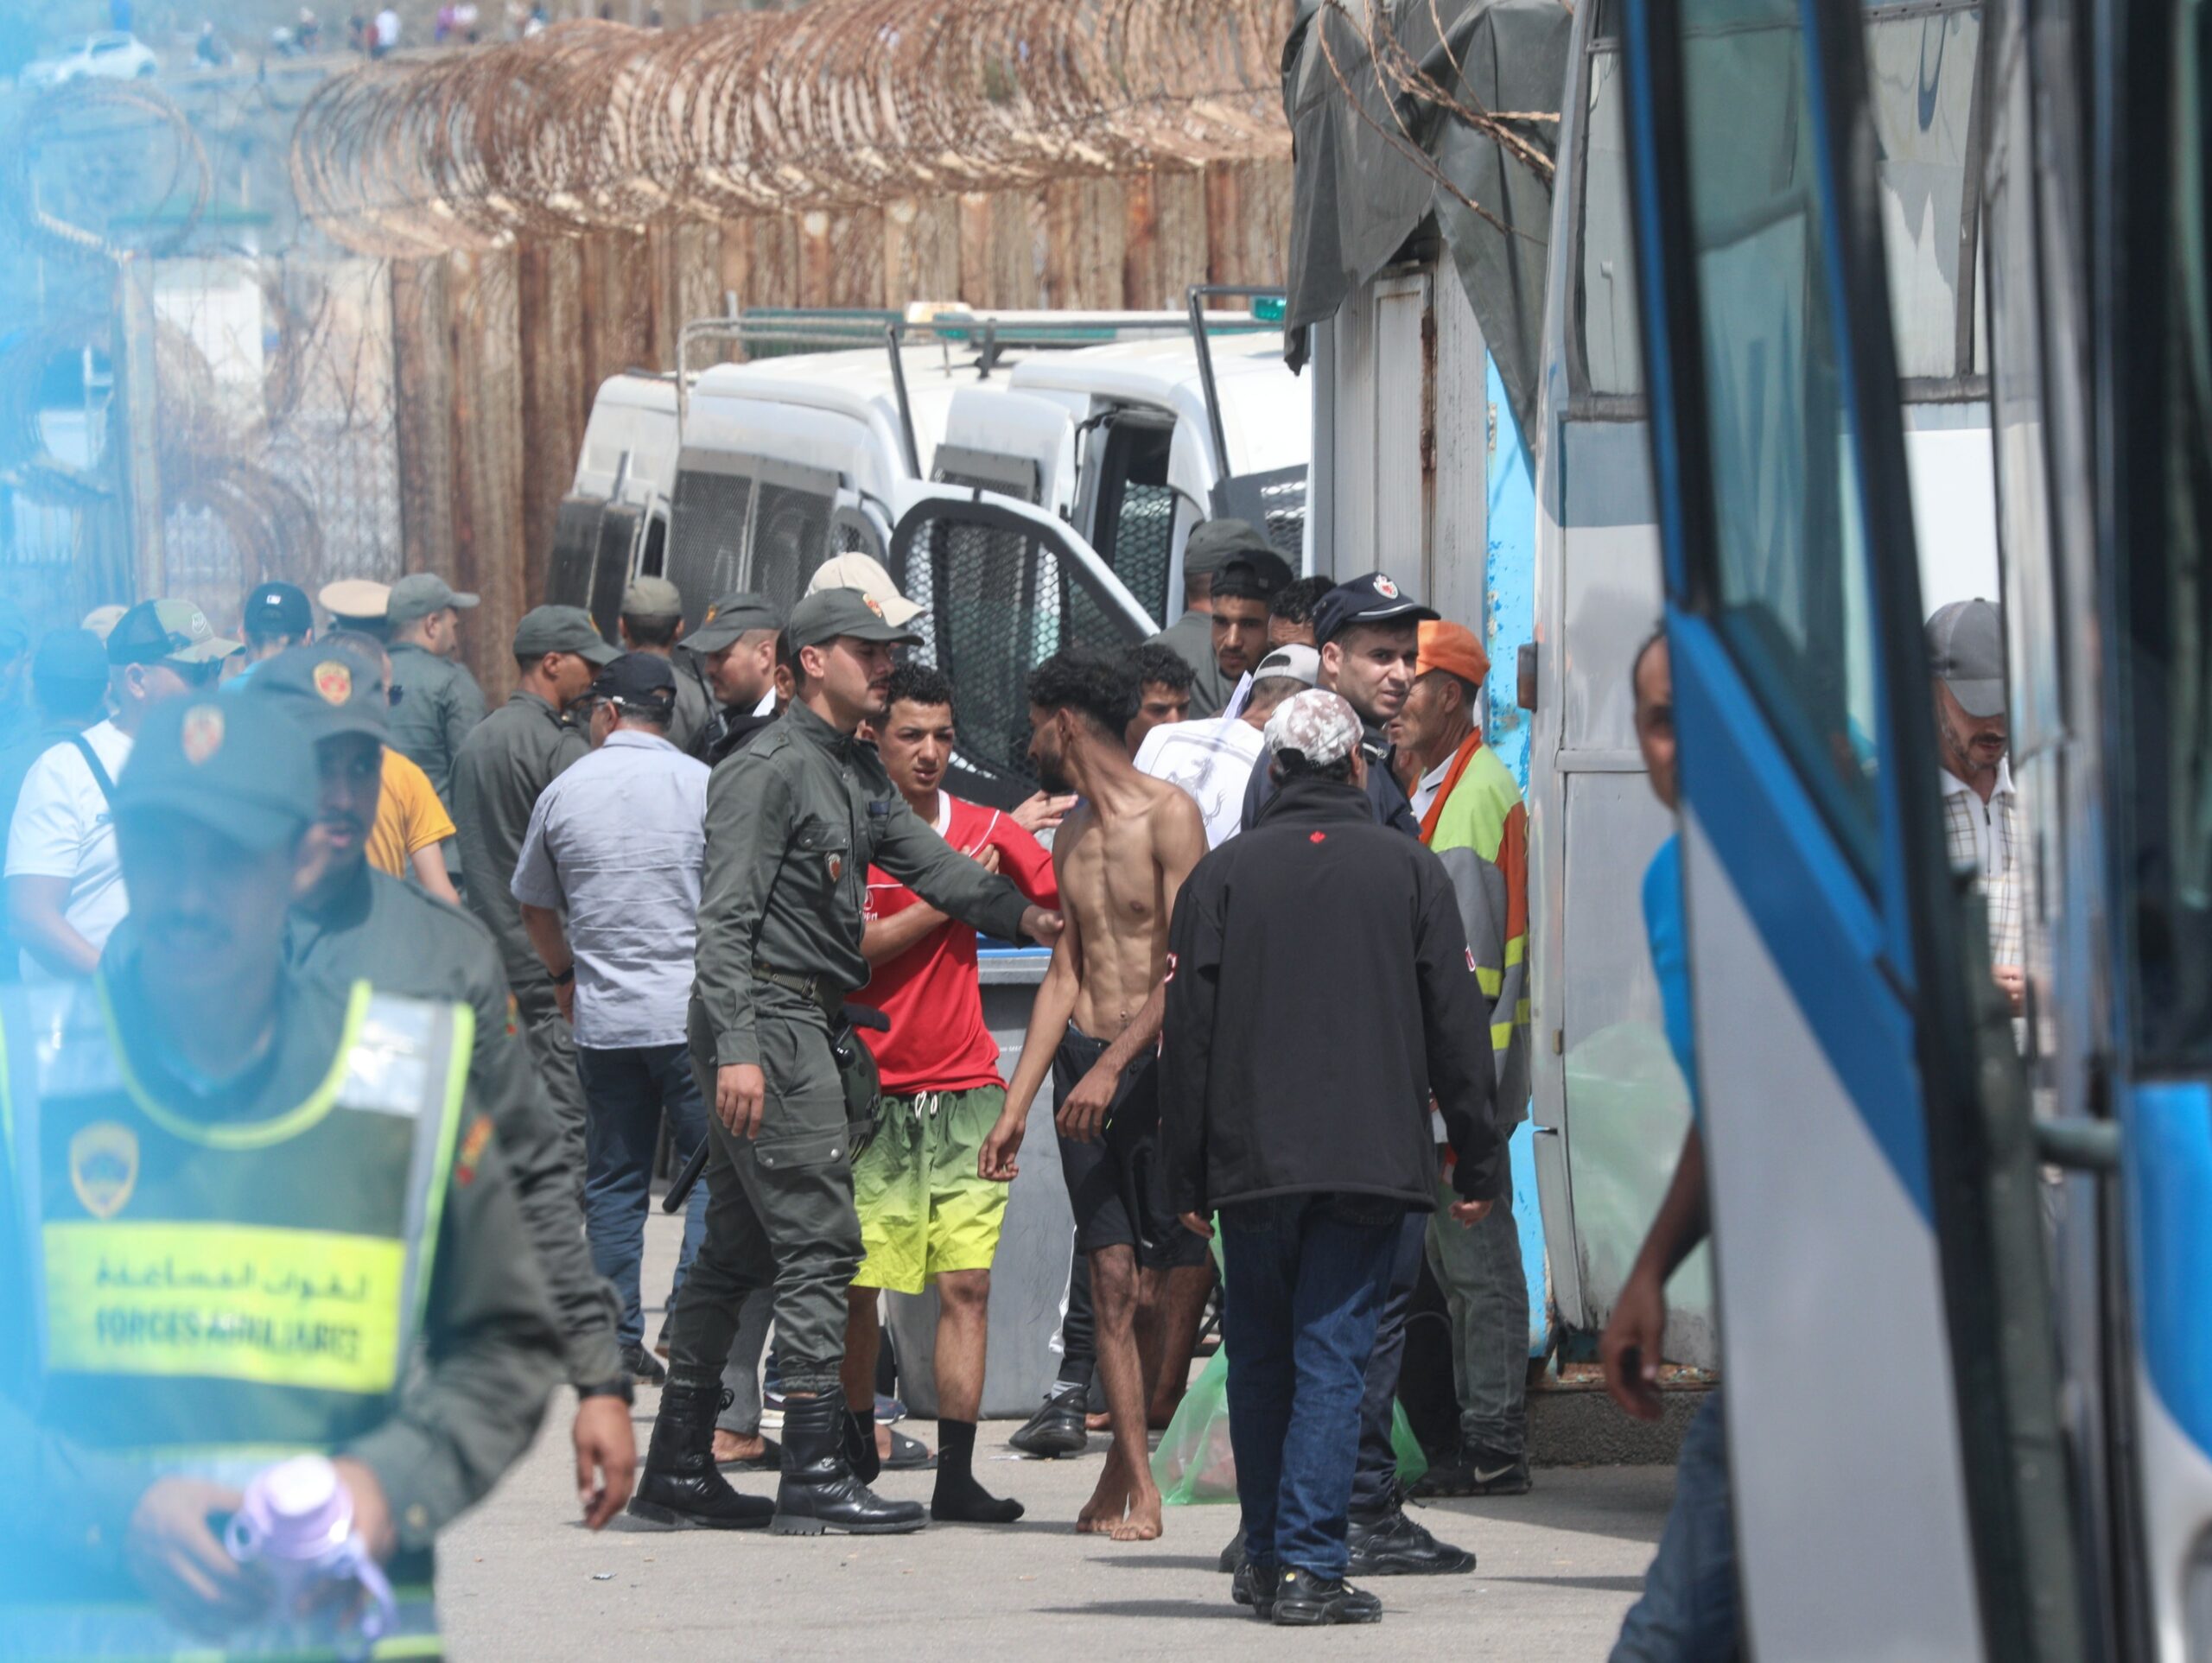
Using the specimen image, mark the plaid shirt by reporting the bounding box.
[1942,765,2022,969]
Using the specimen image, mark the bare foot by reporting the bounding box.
[1084,1411,1111,1432]
[1109,1484,1163,1542]
[876,1423,893,1460]
[1075,1467,1132,1534]
[713,1431,763,1463]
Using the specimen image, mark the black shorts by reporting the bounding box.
[1053,1022,1211,1271]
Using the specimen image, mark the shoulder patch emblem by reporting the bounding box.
[827,854,844,883]
[314,660,353,705]
[181,705,225,765]
[454,1114,496,1186]
[70,1121,138,1219]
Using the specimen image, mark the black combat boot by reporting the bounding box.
[770,1393,927,1536]
[628,1371,775,1529]
[844,1407,881,1483]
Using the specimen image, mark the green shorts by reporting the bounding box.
[850,1084,1010,1295]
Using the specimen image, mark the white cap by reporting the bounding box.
[1252,643,1320,687]
[1263,688,1363,767]
[805,553,923,626]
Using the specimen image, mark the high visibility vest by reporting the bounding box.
[0,978,471,1662]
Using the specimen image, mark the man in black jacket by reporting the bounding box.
[1163,689,1500,1627]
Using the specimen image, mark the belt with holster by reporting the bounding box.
[751,962,842,1012]
[752,962,889,1152]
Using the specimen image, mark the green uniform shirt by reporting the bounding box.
[0,961,562,1586]
[386,642,488,811]
[454,690,588,990]
[287,861,626,1390]
[667,651,715,757]
[696,698,1033,1069]
[1146,607,1231,720]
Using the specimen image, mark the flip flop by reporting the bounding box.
[883,1427,935,1470]
[715,1434,780,1471]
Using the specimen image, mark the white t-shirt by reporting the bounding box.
[375,7,401,43]
[1135,715,1266,847]
[6,719,132,981]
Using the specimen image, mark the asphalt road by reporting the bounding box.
[442,1213,1673,1660]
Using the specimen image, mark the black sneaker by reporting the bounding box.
[1270,1568,1382,1626]
[1463,1445,1532,1496]
[1411,1443,1532,1498]
[1007,1382,1090,1458]
[1230,1558,1278,1618]
[622,1343,668,1387]
[1217,1529,1245,1574]
[1345,1506,1476,1576]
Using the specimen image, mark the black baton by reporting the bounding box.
[661,1003,892,1214]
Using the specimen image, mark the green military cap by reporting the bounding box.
[387,572,480,625]
[513,604,620,667]
[688,591,783,654]
[620,575,685,620]
[1182,518,1276,580]
[245,642,390,742]
[785,587,924,651]
[113,694,317,851]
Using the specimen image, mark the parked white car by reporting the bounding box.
[20,34,160,88]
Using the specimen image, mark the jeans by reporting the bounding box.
[1351,1210,1429,1518]
[1220,1191,1404,1578]
[1424,1167,1528,1455]
[576,1042,711,1349]
[1612,1393,1738,1661]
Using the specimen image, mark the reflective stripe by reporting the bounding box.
[1476,965,1504,997]
[1491,1021,1516,1051]
[41,1221,409,1394]
[409,1000,472,1331]
[1504,934,1527,968]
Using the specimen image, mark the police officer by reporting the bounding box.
[0,693,561,1659]
[384,573,487,831]
[681,591,783,764]
[631,588,1062,1536]
[453,605,619,1180]
[614,576,715,754]
[316,577,391,639]
[248,642,639,1529]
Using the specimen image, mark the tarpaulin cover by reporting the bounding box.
[1281,0,1572,432]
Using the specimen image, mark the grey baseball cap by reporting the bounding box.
[621,575,685,620]
[513,605,620,667]
[1183,519,1276,580]
[687,592,784,654]
[387,572,480,625]
[1251,643,1321,688]
[1926,598,2005,719]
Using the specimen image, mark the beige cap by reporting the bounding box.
[804,553,923,626]
[320,578,392,622]
[80,604,127,643]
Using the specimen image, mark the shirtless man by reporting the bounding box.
[981,647,1210,1541]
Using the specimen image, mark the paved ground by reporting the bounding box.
[442,1214,1673,1660]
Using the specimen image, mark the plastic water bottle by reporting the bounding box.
[224,1455,398,1661]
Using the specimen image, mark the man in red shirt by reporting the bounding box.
[843,663,1060,1524]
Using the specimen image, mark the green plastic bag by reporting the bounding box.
[1152,1226,1430,1505]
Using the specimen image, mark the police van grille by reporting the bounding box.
[748,481,835,617]
[1109,484,1176,624]
[665,469,754,612]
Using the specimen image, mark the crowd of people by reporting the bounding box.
[9,515,1933,1653]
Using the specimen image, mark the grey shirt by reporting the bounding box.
[454,690,588,989]
[1145,607,1231,720]
[387,642,488,810]
[512,730,709,1050]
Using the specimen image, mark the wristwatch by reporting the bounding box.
[578,1375,633,1405]
[552,965,575,987]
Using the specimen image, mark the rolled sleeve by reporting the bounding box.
[875,797,1029,942]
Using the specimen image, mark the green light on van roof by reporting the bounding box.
[1250,295,1286,323]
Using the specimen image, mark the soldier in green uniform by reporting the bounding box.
[680,591,784,765]
[247,641,639,1530]
[0,692,562,1659]
[452,606,619,1185]
[613,576,715,755]
[630,587,1062,1537]
[385,574,487,895]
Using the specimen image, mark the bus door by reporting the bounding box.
[1622,0,2088,1654]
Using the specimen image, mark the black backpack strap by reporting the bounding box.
[67,734,115,803]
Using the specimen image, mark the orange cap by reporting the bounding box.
[1415,619,1490,688]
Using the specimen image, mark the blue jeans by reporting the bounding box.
[1351,1210,1429,1516]
[577,1042,711,1349]
[1612,1392,1738,1661]
[1221,1191,1405,1578]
